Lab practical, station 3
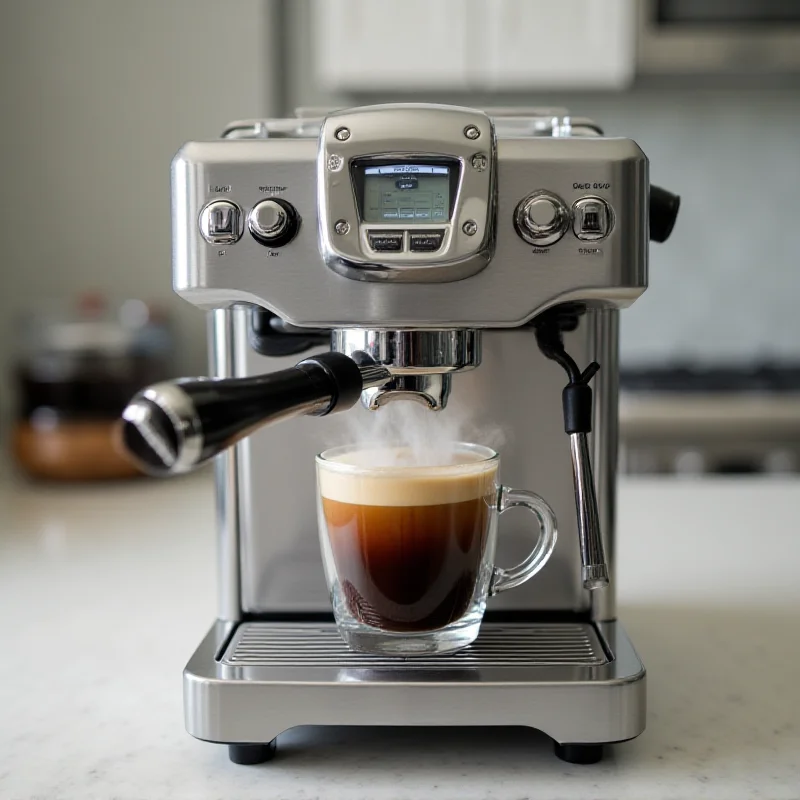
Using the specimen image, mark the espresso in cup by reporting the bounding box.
[317,443,557,655]
[318,447,496,632]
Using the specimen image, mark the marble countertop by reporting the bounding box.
[1,467,798,799]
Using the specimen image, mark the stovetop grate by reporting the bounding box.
[221,622,608,669]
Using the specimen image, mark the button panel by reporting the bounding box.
[199,200,243,244]
[513,191,615,246]
[573,197,613,241]
[366,229,446,254]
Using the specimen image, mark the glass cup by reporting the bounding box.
[316,442,558,656]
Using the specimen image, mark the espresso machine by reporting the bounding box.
[121,104,678,765]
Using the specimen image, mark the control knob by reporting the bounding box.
[248,198,300,247]
[514,191,570,246]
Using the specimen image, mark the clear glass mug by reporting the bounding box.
[316,443,558,655]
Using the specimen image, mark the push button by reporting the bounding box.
[409,230,445,253]
[367,231,404,252]
[573,197,613,241]
[199,200,242,244]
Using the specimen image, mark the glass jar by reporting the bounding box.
[12,294,175,480]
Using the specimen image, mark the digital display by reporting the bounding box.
[361,164,451,224]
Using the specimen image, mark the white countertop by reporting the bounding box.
[1,467,799,800]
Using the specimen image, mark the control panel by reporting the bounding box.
[200,198,300,248]
[317,105,496,282]
[199,186,614,253]
[173,104,649,327]
[356,161,453,256]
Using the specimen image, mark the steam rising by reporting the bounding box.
[329,400,506,468]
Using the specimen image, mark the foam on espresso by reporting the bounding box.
[318,446,497,507]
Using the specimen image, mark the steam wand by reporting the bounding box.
[534,307,609,590]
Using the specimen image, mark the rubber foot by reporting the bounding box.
[228,740,277,765]
[554,742,604,764]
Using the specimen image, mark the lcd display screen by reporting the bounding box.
[360,164,452,224]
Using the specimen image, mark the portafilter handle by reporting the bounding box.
[119,352,390,477]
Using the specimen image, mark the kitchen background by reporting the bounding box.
[1,0,799,476]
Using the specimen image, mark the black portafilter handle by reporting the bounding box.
[650,185,680,243]
[119,352,390,477]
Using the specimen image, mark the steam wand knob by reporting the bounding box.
[650,185,680,244]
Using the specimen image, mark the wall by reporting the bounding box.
[285,0,800,368]
[0,0,274,417]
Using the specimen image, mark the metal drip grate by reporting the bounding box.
[222,622,608,668]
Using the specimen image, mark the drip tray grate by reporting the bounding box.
[221,622,608,669]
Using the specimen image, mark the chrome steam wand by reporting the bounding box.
[535,307,609,590]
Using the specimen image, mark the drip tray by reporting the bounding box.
[186,620,645,745]
[221,622,608,669]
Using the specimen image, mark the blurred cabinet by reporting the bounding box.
[312,0,635,91]
[314,0,472,90]
[482,0,635,89]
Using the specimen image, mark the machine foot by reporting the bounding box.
[228,741,277,765]
[554,742,604,764]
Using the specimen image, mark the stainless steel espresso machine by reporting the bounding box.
[121,104,678,766]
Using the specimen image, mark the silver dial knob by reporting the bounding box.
[514,191,570,246]
[248,199,299,247]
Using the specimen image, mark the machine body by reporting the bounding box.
[123,105,678,766]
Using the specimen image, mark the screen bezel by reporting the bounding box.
[350,156,462,226]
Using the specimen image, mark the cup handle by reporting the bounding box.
[489,486,558,596]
